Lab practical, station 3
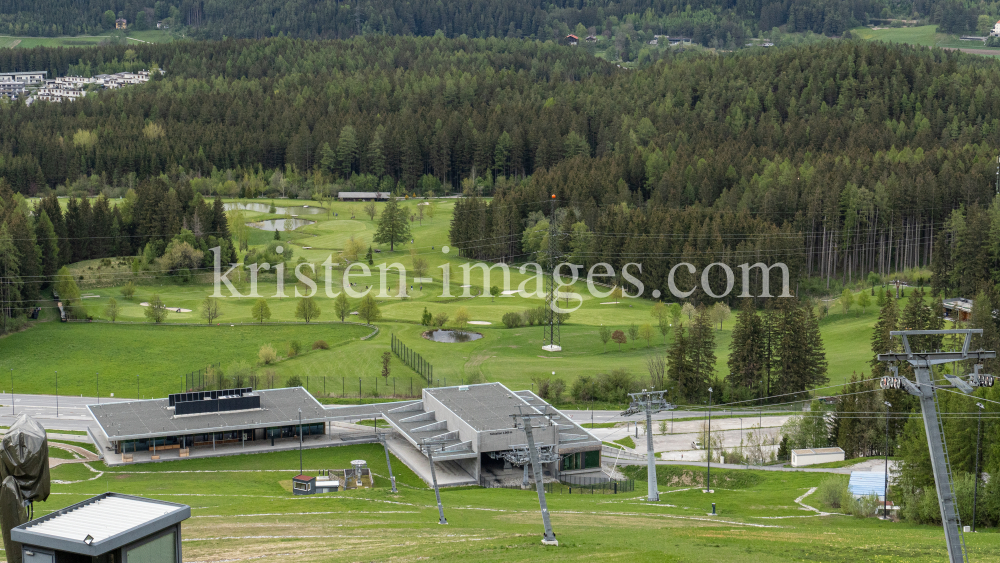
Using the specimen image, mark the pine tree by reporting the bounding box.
[727,299,765,397]
[373,196,411,251]
[0,225,22,333]
[686,306,715,403]
[336,125,358,177]
[320,142,336,174]
[35,210,60,282]
[667,324,692,402]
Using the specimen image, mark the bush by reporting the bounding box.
[502,311,523,328]
[288,340,302,357]
[286,375,303,387]
[570,369,637,403]
[312,340,329,350]
[817,475,849,509]
[258,343,277,365]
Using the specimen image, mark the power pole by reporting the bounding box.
[878,329,996,563]
[543,194,561,352]
[883,400,891,519]
[420,441,448,525]
[973,402,984,532]
[621,389,675,502]
[511,406,559,546]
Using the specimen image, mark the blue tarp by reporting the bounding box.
[848,471,887,499]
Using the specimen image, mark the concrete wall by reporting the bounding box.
[791,451,844,467]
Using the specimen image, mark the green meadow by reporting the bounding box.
[0,30,174,49]
[0,197,899,404]
[30,444,1000,562]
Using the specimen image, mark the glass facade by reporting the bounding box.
[116,422,324,453]
[561,449,601,471]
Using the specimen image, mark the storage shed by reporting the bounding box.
[790,447,845,467]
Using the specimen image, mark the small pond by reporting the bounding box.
[246,218,315,231]
[225,202,327,215]
[422,329,484,343]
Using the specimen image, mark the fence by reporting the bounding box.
[391,334,433,383]
[185,363,221,392]
[479,475,634,495]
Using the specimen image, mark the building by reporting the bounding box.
[116,18,128,29]
[325,382,602,486]
[565,34,578,45]
[337,191,390,202]
[292,474,316,495]
[790,447,845,467]
[585,35,597,42]
[0,81,26,100]
[88,387,330,458]
[942,297,974,322]
[12,493,189,562]
[0,71,46,84]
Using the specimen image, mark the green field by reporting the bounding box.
[0,30,174,49]
[27,443,1000,562]
[852,25,1000,55]
[0,196,901,404]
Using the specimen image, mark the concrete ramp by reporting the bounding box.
[386,436,477,487]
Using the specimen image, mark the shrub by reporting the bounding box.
[258,343,277,365]
[286,375,303,387]
[502,311,523,328]
[312,340,329,350]
[288,340,302,357]
[227,360,256,388]
[818,475,849,509]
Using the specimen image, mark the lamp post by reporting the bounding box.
[706,386,713,493]
[883,401,891,519]
[298,408,303,474]
[136,375,140,400]
[97,372,100,405]
[9,368,12,416]
[973,402,985,532]
[55,371,58,417]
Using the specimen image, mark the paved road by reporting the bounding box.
[613,458,897,475]
[0,394,99,432]
[561,408,793,425]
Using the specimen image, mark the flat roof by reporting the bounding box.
[12,493,189,556]
[88,387,327,441]
[792,447,844,455]
[337,191,389,198]
[427,383,537,432]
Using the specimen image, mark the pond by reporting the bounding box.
[225,202,327,215]
[422,329,484,343]
[246,218,316,231]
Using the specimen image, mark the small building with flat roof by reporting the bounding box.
[791,447,845,467]
[13,493,189,563]
[337,191,390,201]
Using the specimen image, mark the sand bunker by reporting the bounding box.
[139,302,192,313]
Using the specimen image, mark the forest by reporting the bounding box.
[1,37,1000,299]
[0,0,985,46]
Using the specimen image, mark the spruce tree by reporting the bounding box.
[686,306,716,403]
[35,210,60,282]
[667,324,691,402]
[373,196,411,251]
[0,225,22,333]
[727,299,765,397]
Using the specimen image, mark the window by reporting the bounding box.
[293,481,310,491]
[125,529,175,563]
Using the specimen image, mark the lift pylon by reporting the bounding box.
[878,329,996,563]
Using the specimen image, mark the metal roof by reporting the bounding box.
[12,493,189,556]
[427,383,537,431]
[792,447,844,455]
[849,471,887,498]
[88,387,328,441]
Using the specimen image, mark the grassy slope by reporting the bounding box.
[6,197,894,403]
[34,445,1000,562]
[0,30,174,49]
[853,25,1000,54]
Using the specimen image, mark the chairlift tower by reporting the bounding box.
[621,390,675,502]
[877,329,996,563]
[420,440,448,525]
[543,194,562,352]
[511,406,559,545]
[376,430,397,493]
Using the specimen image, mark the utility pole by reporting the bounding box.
[883,401,891,519]
[298,408,303,475]
[542,194,561,352]
[9,368,12,416]
[973,402,984,532]
[97,372,100,405]
[55,371,58,417]
[706,386,713,493]
[878,329,996,563]
[621,389,675,502]
[420,441,448,524]
[511,406,558,546]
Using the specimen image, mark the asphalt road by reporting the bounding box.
[0,393,98,432]
[561,408,788,425]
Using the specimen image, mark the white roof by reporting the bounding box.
[23,495,183,543]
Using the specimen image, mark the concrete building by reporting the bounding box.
[0,71,45,84]
[325,383,602,486]
[790,446,845,467]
